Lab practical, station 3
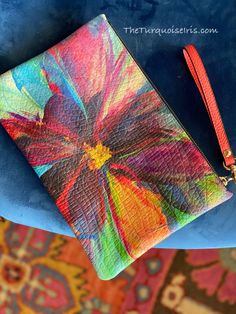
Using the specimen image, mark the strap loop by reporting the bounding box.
[183,44,235,170]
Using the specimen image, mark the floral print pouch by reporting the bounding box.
[0,14,232,279]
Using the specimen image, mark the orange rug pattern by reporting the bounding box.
[0,221,236,313]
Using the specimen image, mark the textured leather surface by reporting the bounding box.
[0,15,232,279]
[183,44,235,168]
[0,0,236,250]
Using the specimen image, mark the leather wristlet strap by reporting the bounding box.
[183,44,236,184]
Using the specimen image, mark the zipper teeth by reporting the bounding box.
[107,19,221,180]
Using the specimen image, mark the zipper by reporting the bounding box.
[107,20,229,186]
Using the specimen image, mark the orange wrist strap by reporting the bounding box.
[183,44,235,171]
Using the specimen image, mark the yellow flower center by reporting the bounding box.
[84,142,112,170]
[36,120,44,127]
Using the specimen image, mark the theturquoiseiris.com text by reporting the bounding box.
[123,26,219,36]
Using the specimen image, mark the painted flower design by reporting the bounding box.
[186,249,236,304]
[0,15,231,279]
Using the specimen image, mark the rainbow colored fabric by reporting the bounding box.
[0,15,232,279]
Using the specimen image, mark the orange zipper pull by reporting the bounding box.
[183,44,235,185]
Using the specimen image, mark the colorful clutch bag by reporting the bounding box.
[0,15,233,279]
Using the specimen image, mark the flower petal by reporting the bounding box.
[41,156,83,201]
[118,141,214,213]
[0,61,52,121]
[100,90,165,150]
[93,50,148,141]
[56,166,107,238]
[46,16,110,105]
[42,94,87,140]
[1,95,87,167]
[1,116,79,167]
[121,141,210,182]
[107,171,170,258]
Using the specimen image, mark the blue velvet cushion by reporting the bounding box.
[0,0,235,248]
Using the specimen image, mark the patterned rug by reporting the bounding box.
[0,221,236,314]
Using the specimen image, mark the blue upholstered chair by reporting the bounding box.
[0,0,235,248]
